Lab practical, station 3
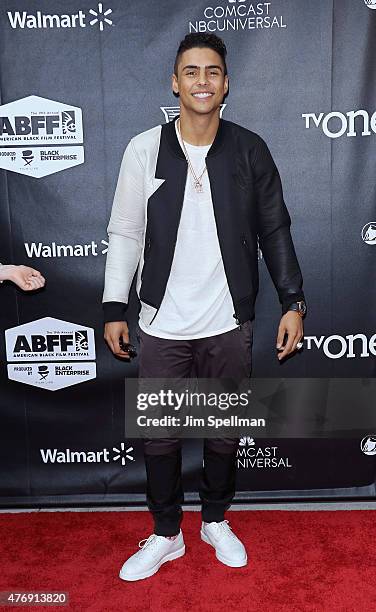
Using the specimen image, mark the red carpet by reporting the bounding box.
[0,510,375,611]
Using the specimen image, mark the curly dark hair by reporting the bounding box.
[173,33,228,76]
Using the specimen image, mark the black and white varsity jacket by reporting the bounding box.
[102,115,305,326]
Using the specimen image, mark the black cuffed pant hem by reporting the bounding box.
[199,443,238,523]
[144,448,184,537]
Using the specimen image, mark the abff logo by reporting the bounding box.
[0,95,84,177]
[5,317,95,361]
[5,317,96,391]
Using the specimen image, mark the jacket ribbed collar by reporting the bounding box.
[165,114,226,160]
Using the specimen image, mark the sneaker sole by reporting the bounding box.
[200,531,248,568]
[119,543,186,582]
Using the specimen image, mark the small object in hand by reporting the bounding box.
[119,337,137,359]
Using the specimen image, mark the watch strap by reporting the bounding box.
[287,301,306,317]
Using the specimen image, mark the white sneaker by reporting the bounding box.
[201,520,247,567]
[119,530,185,581]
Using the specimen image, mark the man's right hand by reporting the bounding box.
[104,321,132,359]
[0,264,46,290]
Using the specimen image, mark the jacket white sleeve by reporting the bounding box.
[102,138,145,321]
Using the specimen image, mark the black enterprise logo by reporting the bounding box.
[54,365,91,376]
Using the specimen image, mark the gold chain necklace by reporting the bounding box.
[177,119,208,194]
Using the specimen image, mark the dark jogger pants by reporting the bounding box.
[136,320,253,536]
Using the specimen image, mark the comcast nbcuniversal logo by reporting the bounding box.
[237,437,292,469]
[7,3,114,30]
[40,442,134,468]
[239,436,255,447]
[187,0,287,33]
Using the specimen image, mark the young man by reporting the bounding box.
[103,33,306,581]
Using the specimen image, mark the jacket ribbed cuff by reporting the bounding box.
[103,301,128,323]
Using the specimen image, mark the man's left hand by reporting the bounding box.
[276,311,304,361]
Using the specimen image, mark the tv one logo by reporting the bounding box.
[364,0,376,9]
[302,109,376,139]
[0,96,84,178]
[5,317,96,391]
[304,334,376,359]
[7,3,113,30]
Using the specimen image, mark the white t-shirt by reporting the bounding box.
[138,121,238,340]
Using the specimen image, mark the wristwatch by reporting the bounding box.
[287,300,307,317]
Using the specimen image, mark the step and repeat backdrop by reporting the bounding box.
[0,0,375,506]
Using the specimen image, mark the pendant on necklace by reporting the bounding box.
[194,180,203,193]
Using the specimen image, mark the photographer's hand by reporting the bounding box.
[0,264,45,290]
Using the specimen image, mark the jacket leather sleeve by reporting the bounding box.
[253,136,306,315]
[102,138,145,323]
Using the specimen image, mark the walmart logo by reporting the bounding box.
[7,3,114,30]
[112,442,134,466]
[40,441,134,468]
[89,3,113,30]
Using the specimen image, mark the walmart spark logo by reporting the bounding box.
[89,3,113,30]
[112,442,134,466]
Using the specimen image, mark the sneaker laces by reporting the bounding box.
[137,533,173,552]
[208,520,239,541]
[137,534,159,551]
